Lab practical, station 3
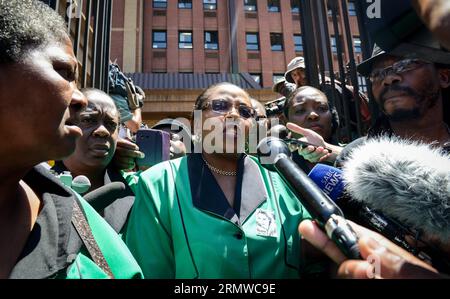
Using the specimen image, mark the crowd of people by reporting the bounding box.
[0,0,449,280]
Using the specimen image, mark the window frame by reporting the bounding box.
[330,36,338,53]
[178,0,192,9]
[250,73,262,86]
[203,0,217,10]
[244,0,257,12]
[270,33,284,51]
[153,0,167,9]
[348,1,357,16]
[204,31,219,50]
[290,0,300,13]
[152,30,167,49]
[353,36,362,53]
[272,74,285,85]
[179,31,193,49]
[246,33,260,51]
[294,34,303,52]
[268,0,281,13]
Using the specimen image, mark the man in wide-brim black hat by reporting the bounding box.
[353,22,450,149]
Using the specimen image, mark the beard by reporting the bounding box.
[379,83,440,123]
[387,108,421,122]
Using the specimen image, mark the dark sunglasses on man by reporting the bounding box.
[368,58,432,84]
[201,98,256,119]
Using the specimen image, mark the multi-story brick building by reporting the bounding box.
[111,0,364,125]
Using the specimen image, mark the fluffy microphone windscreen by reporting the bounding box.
[342,136,450,242]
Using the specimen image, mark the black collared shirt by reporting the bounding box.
[10,166,80,278]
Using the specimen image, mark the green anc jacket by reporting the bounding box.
[9,165,143,279]
[124,153,322,279]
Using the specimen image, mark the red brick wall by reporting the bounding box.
[111,0,362,86]
[110,0,125,67]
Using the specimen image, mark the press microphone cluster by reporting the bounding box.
[309,137,450,273]
[49,170,126,213]
[257,136,360,259]
[308,164,437,265]
[50,170,92,195]
[342,137,450,244]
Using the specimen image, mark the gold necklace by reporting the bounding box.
[202,156,237,176]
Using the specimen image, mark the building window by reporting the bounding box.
[250,73,261,86]
[153,0,167,8]
[203,0,217,10]
[331,36,338,53]
[270,33,283,51]
[244,0,257,11]
[179,31,193,49]
[178,0,192,9]
[353,36,362,53]
[291,0,300,13]
[327,0,339,16]
[348,1,357,16]
[358,75,368,93]
[152,30,167,49]
[294,35,303,52]
[205,31,218,50]
[268,0,280,12]
[246,33,259,51]
[273,74,285,84]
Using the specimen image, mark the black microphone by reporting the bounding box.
[84,182,128,213]
[257,136,361,259]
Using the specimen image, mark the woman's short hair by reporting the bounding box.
[0,0,68,64]
[193,82,249,110]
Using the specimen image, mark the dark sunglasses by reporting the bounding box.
[202,98,255,119]
[369,58,431,84]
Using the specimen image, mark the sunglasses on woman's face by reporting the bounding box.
[202,98,255,119]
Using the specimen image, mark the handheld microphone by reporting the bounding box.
[257,136,360,259]
[71,175,91,195]
[84,182,128,213]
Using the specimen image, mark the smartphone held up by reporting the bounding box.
[135,129,171,169]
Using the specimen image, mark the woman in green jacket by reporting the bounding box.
[124,83,323,278]
[0,0,142,279]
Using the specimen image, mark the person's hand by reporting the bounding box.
[412,0,450,51]
[298,219,442,279]
[286,122,331,163]
[113,138,145,171]
[169,134,187,160]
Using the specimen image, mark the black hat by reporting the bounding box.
[356,44,386,77]
[357,9,450,77]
